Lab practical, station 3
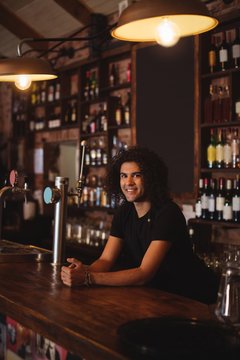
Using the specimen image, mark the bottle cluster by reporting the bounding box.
[85,137,108,167]
[114,92,131,126]
[109,62,131,87]
[207,127,240,169]
[195,177,240,222]
[204,83,230,124]
[208,27,240,72]
[63,100,78,125]
[82,103,108,134]
[81,174,115,209]
[83,70,99,101]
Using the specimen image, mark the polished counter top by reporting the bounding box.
[0,262,213,359]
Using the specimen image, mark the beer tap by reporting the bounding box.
[0,169,30,240]
[43,140,87,265]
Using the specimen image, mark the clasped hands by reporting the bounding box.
[61,258,87,287]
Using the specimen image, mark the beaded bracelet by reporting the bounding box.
[83,271,92,287]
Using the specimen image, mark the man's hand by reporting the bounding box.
[61,258,85,287]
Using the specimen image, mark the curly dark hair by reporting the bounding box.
[106,146,170,207]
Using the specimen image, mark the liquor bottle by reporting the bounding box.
[115,94,123,126]
[208,34,217,73]
[64,103,72,124]
[208,178,216,220]
[55,83,61,101]
[40,81,46,103]
[223,179,233,222]
[89,71,96,100]
[123,91,131,125]
[195,178,203,218]
[221,85,230,123]
[232,178,240,222]
[215,128,224,168]
[223,128,232,168]
[71,101,77,123]
[207,128,216,168]
[109,63,117,87]
[200,178,209,220]
[126,62,131,82]
[84,71,90,101]
[100,103,108,132]
[216,177,225,221]
[48,84,55,102]
[232,27,240,68]
[231,128,239,168]
[219,31,229,71]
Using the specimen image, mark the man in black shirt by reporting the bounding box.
[61,147,219,304]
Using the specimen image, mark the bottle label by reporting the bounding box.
[201,194,208,209]
[216,145,224,162]
[208,51,216,67]
[232,44,240,59]
[223,205,232,220]
[232,196,240,211]
[195,201,202,217]
[223,144,232,164]
[208,197,215,212]
[219,49,228,63]
[207,145,216,163]
[216,197,225,211]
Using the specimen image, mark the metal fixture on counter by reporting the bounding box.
[0,169,30,241]
[43,141,87,265]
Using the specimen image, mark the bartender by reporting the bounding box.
[61,146,219,304]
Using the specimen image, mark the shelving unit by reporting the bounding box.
[10,44,134,252]
[190,17,240,257]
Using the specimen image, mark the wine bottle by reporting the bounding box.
[232,27,240,68]
[231,128,239,169]
[207,128,216,168]
[123,91,131,125]
[109,63,117,87]
[201,178,209,220]
[115,94,123,126]
[216,128,224,168]
[223,128,232,168]
[232,178,240,222]
[223,179,233,222]
[219,31,229,71]
[208,34,217,73]
[216,177,225,221]
[195,178,203,219]
[208,178,216,220]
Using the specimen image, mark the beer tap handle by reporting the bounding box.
[76,140,87,201]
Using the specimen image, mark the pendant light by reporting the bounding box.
[0,57,57,90]
[111,0,219,47]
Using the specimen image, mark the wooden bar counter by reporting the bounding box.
[0,262,213,359]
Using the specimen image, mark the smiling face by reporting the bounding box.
[120,161,146,203]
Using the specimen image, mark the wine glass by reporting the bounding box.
[215,257,240,336]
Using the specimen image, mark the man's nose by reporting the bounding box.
[126,175,134,185]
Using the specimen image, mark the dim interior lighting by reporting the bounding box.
[111,0,219,46]
[155,18,180,47]
[0,56,57,91]
[14,75,32,90]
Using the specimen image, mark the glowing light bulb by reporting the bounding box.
[15,75,32,90]
[155,18,180,47]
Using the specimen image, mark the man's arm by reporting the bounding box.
[90,239,171,286]
[61,237,171,287]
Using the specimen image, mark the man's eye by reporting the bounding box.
[120,173,126,178]
[133,173,142,178]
